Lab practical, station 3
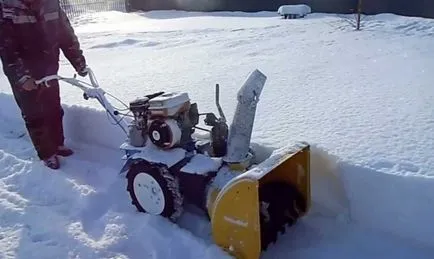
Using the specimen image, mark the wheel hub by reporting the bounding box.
[133,172,166,215]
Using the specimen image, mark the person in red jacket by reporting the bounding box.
[0,0,88,169]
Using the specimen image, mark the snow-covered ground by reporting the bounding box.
[1,10,434,259]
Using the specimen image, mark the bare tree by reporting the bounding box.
[356,0,363,30]
[337,0,365,30]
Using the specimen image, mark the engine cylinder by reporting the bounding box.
[128,123,147,147]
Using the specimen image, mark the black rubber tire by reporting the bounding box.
[259,181,306,251]
[126,161,183,222]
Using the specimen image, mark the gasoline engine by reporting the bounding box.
[127,90,229,157]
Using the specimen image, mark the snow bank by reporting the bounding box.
[0,92,127,152]
[342,161,434,246]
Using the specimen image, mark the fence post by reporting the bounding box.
[125,0,131,12]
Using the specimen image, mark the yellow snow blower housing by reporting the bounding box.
[207,142,310,259]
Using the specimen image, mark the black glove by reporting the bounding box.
[77,66,89,77]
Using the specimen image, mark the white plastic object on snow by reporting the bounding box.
[277,4,311,18]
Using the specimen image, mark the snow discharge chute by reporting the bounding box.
[36,68,349,259]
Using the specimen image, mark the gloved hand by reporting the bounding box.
[21,77,38,91]
[77,66,89,77]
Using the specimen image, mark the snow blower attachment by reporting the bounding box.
[38,68,311,259]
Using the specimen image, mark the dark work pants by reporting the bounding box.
[11,80,64,160]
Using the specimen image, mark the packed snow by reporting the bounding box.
[1,9,434,259]
[180,154,222,175]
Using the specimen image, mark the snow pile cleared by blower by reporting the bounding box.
[309,145,350,220]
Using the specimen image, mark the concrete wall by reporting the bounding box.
[128,0,434,19]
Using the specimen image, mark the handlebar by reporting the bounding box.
[35,67,99,92]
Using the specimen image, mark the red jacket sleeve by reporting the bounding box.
[58,8,86,73]
[0,5,31,88]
